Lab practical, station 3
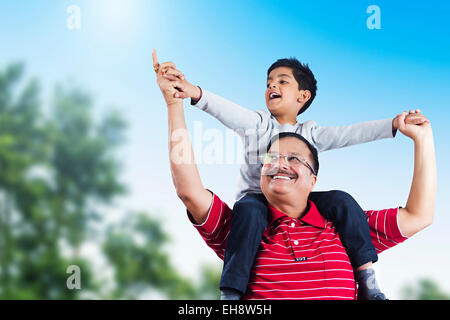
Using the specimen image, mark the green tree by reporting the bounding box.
[401,278,450,300]
[0,62,221,300]
[0,63,125,298]
[195,265,221,300]
[0,63,55,298]
[48,84,127,247]
[103,211,204,299]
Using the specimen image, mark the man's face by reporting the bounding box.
[260,137,317,200]
[265,66,303,117]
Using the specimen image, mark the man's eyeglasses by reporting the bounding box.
[260,153,317,176]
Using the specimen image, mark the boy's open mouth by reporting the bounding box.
[269,92,282,100]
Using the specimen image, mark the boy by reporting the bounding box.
[153,51,415,300]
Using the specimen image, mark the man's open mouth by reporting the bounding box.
[269,173,297,181]
[264,167,298,181]
[272,175,293,180]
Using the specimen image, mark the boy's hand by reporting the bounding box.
[163,68,202,101]
[152,50,202,102]
[163,67,202,102]
[393,109,428,130]
[163,71,202,102]
[152,49,185,106]
[394,110,432,141]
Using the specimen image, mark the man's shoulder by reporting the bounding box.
[188,192,232,233]
[364,207,408,253]
[187,192,232,260]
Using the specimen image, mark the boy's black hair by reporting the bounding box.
[266,132,319,176]
[267,58,317,115]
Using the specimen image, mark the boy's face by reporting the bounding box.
[265,66,304,118]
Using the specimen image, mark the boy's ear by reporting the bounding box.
[297,90,311,104]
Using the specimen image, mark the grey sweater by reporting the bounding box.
[192,90,395,200]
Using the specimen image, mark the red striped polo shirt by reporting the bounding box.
[188,193,408,300]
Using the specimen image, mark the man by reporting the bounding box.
[155,60,436,299]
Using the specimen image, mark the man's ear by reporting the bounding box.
[297,90,311,104]
[310,174,318,190]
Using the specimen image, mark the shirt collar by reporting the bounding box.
[268,200,327,229]
[270,114,298,127]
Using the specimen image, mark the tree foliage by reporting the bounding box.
[401,278,450,300]
[0,63,220,299]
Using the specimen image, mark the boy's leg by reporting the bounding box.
[220,193,269,299]
[309,190,378,267]
[308,190,386,300]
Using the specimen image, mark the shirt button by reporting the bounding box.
[293,240,299,245]
[291,222,295,227]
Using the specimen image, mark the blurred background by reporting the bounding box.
[0,0,449,299]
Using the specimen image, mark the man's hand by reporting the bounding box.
[152,50,202,102]
[152,49,186,106]
[395,110,432,141]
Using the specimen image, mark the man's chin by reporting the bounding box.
[267,180,295,194]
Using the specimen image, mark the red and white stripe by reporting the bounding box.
[188,193,407,300]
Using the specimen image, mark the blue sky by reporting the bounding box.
[1,0,449,299]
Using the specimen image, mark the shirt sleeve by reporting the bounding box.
[305,118,395,152]
[191,89,265,133]
[365,208,408,254]
[187,193,232,260]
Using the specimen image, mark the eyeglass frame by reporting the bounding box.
[259,152,317,176]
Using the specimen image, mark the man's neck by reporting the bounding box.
[268,196,309,220]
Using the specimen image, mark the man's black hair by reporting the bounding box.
[266,132,319,176]
[267,58,317,115]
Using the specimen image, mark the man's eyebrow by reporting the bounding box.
[268,152,306,157]
[288,152,305,157]
[267,74,293,81]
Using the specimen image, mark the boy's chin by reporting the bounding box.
[266,102,285,114]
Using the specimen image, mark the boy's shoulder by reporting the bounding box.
[299,119,318,127]
[265,112,320,130]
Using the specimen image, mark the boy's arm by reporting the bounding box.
[157,61,264,132]
[191,88,264,132]
[306,112,425,152]
[307,118,395,152]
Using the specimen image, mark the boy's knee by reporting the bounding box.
[233,198,268,224]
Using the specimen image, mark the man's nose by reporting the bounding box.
[277,156,290,168]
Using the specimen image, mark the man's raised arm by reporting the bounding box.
[154,51,212,224]
[396,111,437,237]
